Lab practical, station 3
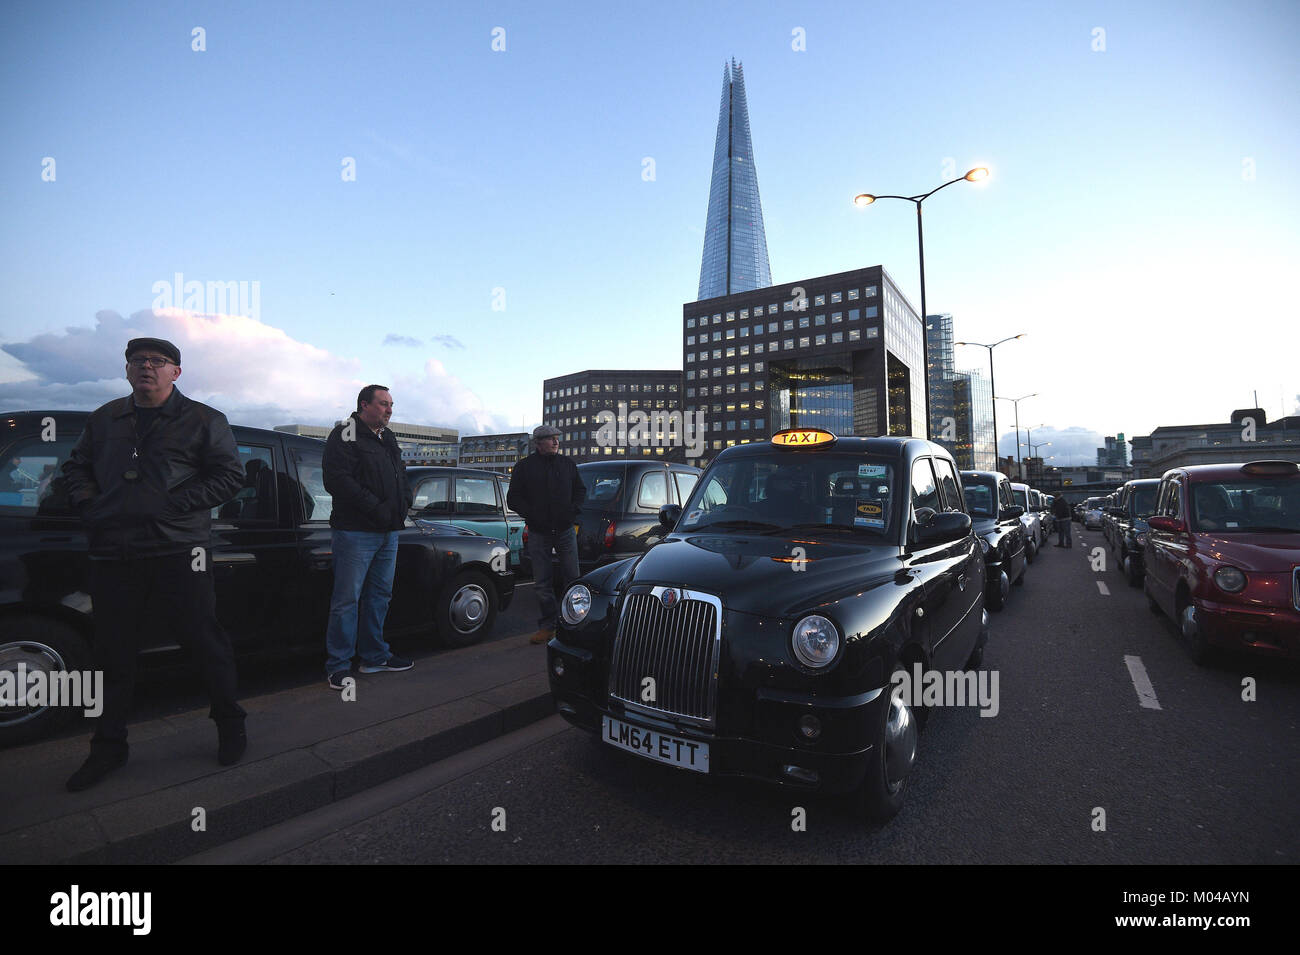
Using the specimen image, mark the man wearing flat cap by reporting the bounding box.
[60,337,247,791]
[507,425,586,644]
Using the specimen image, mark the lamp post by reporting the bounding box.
[854,166,989,441]
[1021,440,1051,485]
[997,392,1036,480]
[955,333,1023,470]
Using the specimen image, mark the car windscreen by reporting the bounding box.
[961,481,997,517]
[677,454,896,538]
[1131,485,1158,518]
[579,466,624,509]
[1190,478,1300,532]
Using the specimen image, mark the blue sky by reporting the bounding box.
[2,0,1298,463]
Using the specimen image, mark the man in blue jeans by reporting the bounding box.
[321,385,414,689]
[507,425,586,644]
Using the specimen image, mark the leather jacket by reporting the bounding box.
[61,389,243,559]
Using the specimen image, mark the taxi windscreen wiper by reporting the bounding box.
[786,522,880,535]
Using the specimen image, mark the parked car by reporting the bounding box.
[0,410,515,745]
[1144,460,1300,664]
[1009,483,1040,561]
[961,470,1028,611]
[520,459,703,578]
[1030,489,1052,543]
[1084,498,1107,530]
[406,466,523,570]
[548,429,988,822]
[1111,478,1160,586]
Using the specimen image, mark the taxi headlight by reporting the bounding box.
[560,584,592,625]
[1213,566,1246,593]
[791,614,840,668]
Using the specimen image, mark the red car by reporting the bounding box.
[1143,460,1300,663]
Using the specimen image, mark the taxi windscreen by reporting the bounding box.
[677,454,896,537]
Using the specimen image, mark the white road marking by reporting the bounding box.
[1123,655,1163,710]
[1096,580,1110,596]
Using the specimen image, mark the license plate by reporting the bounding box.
[602,716,709,773]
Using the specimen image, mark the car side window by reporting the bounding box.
[412,476,451,514]
[933,458,963,512]
[455,477,498,515]
[673,472,699,505]
[910,458,940,513]
[0,436,79,517]
[998,479,1013,511]
[638,470,668,509]
[212,444,276,522]
[1164,480,1181,519]
[293,448,333,522]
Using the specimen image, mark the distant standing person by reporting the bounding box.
[507,425,586,645]
[321,385,414,689]
[61,337,247,791]
[1053,494,1073,547]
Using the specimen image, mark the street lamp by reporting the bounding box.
[996,392,1036,480]
[854,166,990,440]
[955,332,1023,469]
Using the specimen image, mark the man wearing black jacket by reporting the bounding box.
[321,385,414,688]
[60,337,247,791]
[1052,494,1073,547]
[507,425,586,644]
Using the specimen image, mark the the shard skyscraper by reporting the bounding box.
[698,59,772,301]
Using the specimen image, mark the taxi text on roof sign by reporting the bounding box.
[771,429,837,448]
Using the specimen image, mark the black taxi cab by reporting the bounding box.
[546,429,988,821]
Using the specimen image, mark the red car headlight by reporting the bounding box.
[1213,566,1247,593]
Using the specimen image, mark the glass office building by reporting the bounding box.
[683,265,924,466]
[698,60,772,300]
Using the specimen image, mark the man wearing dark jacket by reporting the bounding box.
[60,337,247,791]
[507,425,586,644]
[1052,494,1073,547]
[321,385,414,688]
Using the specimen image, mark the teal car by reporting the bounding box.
[406,467,524,570]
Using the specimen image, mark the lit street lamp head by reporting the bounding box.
[964,167,990,181]
[853,193,876,207]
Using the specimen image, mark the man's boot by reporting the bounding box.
[66,743,129,792]
[217,718,247,766]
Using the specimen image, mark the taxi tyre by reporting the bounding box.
[853,663,917,823]
[1024,537,1037,564]
[1124,553,1143,588]
[435,570,498,648]
[1177,595,1215,667]
[0,615,91,747]
[1144,578,1162,615]
[986,569,1008,611]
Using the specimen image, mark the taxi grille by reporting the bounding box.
[608,591,721,727]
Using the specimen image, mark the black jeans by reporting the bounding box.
[89,554,245,748]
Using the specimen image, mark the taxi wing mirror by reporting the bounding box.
[1001,505,1024,520]
[1147,515,1185,534]
[659,504,682,528]
[915,511,972,546]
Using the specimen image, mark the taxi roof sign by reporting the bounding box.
[771,428,837,448]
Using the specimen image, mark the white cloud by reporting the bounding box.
[0,309,514,435]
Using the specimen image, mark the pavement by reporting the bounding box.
[0,633,555,865]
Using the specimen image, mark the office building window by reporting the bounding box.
[831,291,842,303]
[832,331,843,343]
[814,294,825,306]
[849,329,860,341]
[849,308,859,321]
[847,288,859,300]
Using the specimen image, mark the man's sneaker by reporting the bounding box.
[529,628,555,645]
[327,670,353,690]
[359,655,414,673]
[66,746,129,792]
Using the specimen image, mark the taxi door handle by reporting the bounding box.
[310,549,333,570]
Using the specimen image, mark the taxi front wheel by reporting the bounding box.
[852,666,917,823]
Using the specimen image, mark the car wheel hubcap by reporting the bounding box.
[450,585,488,633]
[0,641,67,726]
[884,690,918,794]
